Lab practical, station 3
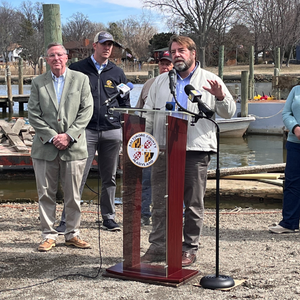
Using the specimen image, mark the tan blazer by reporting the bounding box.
[28,68,93,161]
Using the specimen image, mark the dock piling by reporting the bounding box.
[6,65,13,114]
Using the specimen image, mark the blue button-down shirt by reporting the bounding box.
[91,55,107,74]
[51,70,67,105]
[175,62,199,109]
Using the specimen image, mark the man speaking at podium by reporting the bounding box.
[142,35,236,267]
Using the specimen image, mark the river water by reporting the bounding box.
[0,84,286,205]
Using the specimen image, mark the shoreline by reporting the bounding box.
[1,63,300,85]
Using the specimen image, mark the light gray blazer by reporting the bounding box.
[28,68,93,161]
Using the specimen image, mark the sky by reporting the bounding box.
[10,0,168,32]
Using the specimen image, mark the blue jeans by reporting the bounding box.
[279,141,300,230]
[141,167,152,217]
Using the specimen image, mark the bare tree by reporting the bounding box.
[62,12,105,42]
[143,0,241,67]
[17,1,44,75]
[116,14,157,61]
[239,0,300,66]
[0,1,22,65]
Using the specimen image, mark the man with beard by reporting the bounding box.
[141,35,236,267]
[135,50,173,226]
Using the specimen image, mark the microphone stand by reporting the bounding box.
[172,91,234,289]
[199,118,235,289]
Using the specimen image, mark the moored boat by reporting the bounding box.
[216,116,256,138]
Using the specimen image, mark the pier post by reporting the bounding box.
[148,70,154,78]
[6,66,13,114]
[18,58,24,95]
[241,71,249,117]
[249,46,254,100]
[274,47,281,100]
[38,57,44,75]
[43,4,63,71]
[218,45,224,80]
[18,58,24,113]
[154,66,159,77]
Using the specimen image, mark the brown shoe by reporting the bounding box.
[182,251,196,267]
[38,239,56,252]
[65,236,91,249]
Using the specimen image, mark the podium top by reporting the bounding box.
[108,107,193,118]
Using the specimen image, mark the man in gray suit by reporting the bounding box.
[28,42,93,252]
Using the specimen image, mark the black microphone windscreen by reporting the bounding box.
[184,84,194,95]
[166,103,174,110]
[169,69,176,76]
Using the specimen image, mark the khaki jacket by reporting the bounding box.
[28,69,93,161]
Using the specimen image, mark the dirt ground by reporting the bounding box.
[1,202,300,300]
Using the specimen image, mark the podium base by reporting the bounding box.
[104,262,200,287]
[200,274,235,289]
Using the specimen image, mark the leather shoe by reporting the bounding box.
[38,239,56,252]
[65,236,91,249]
[182,251,196,267]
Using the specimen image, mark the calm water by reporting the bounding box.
[0,84,286,204]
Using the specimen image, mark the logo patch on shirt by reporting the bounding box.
[105,80,114,88]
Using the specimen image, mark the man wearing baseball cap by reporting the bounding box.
[56,31,130,232]
[135,50,173,108]
[135,50,173,226]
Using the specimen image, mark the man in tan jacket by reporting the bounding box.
[28,42,93,252]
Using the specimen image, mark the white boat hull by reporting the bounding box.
[216,116,256,138]
[236,101,286,135]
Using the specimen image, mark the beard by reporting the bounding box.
[174,56,194,72]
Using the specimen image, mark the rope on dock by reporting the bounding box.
[249,106,284,120]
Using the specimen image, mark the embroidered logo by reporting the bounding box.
[105,80,114,88]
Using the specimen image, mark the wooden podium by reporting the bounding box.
[104,110,199,286]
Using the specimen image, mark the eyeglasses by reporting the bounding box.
[47,53,66,59]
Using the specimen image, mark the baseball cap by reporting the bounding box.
[159,50,172,62]
[94,31,114,44]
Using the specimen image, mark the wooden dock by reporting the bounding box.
[0,95,30,113]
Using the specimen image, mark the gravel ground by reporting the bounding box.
[0,202,299,300]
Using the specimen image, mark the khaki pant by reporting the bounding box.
[33,156,87,241]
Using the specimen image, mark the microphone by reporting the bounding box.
[103,82,133,105]
[184,84,214,119]
[165,102,175,111]
[117,82,133,98]
[168,69,177,96]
